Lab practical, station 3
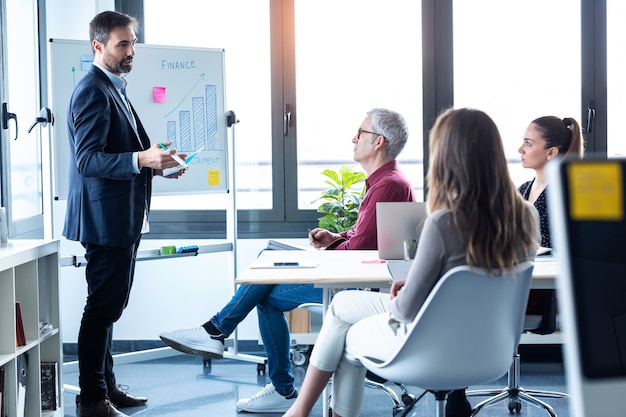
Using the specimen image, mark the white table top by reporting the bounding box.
[236,250,390,288]
[235,250,558,289]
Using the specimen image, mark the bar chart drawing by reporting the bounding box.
[165,83,219,152]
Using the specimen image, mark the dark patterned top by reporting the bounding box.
[518,179,551,248]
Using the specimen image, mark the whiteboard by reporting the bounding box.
[48,39,229,198]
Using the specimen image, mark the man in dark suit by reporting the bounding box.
[63,11,186,417]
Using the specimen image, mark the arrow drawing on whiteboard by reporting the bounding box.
[163,73,206,118]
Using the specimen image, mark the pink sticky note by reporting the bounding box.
[153,86,166,103]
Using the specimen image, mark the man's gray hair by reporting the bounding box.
[368,108,409,160]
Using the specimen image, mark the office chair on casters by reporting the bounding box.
[350,262,535,417]
[466,288,569,417]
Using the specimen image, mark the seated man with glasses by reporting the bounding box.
[159,108,416,414]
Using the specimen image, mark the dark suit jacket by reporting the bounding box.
[63,65,153,248]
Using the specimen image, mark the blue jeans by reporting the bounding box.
[210,283,322,395]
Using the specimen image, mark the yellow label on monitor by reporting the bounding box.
[568,162,623,220]
[208,170,220,186]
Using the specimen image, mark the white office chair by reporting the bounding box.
[466,289,569,417]
[274,239,418,414]
[293,302,415,415]
[350,262,534,417]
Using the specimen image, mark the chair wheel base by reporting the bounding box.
[508,398,522,413]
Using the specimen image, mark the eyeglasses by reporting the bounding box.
[357,127,384,140]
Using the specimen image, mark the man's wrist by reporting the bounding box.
[132,151,140,173]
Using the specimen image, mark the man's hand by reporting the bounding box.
[139,142,187,170]
[390,279,406,300]
[308,228,341,249]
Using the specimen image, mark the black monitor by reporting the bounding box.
[549,157,626,416]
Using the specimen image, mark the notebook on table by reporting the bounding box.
[266,239,316,251]
[376,201,428,260]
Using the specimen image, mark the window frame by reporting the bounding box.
[116,0,607,240]
[582,0,607,156]
[0,0,46,239]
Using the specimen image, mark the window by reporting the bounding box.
[453,0,581,186]
[293,0,424,208]
[134,0,602,239]
[143,0,423,229]
[144,0,273,211]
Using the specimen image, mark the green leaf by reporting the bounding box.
[321,169,341,185]
[315,165,366,231]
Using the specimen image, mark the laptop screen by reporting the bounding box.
[376,202,428,260]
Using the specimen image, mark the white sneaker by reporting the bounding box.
[159,325,224,359]
[236,383,297,413]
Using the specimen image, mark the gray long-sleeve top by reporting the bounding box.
[389,206,539,323]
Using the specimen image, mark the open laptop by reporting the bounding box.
[376,201,428,260]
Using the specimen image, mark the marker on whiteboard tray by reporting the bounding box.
[159,143,188,168]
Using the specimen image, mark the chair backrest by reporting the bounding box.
[357,261,534,391]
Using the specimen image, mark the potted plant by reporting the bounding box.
[313,165,366,233]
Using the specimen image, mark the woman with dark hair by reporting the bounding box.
[518,116,584,332]
[282,108,540,417]
[518,116,585,248]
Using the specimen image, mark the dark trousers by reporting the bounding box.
[78,241,139,403]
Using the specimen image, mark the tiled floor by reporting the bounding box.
[62,346,571,417]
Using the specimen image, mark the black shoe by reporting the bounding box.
[108,384,148,408]
[77,399,129,417]
[446,389,472,417]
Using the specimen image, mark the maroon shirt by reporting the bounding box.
[334,160,416,250]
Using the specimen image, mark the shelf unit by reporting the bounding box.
[0,240,62,417]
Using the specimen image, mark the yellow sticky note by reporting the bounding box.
[568,162,623,220]
[208,170,220,186]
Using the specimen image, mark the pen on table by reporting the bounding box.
[159,143,187,168]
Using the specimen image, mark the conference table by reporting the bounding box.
[235,250,559,417]
[235,249,558,293]
[235,249,558,332]
[235,249,558,333]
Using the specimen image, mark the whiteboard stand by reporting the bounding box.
[216,110,268,374]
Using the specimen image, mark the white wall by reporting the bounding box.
[44,0,298,345]
[58,236,272,343]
